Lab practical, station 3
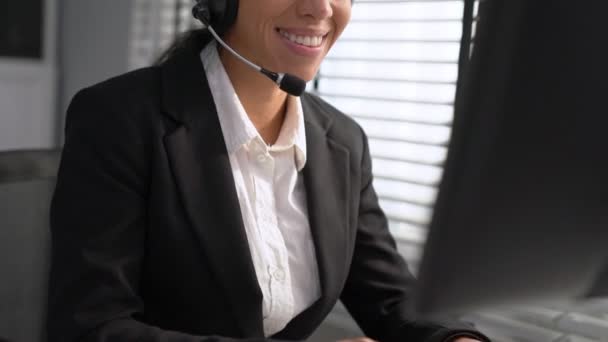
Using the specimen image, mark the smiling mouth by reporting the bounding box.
[276,28,328,48]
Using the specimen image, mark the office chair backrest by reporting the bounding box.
[0,149,61,342]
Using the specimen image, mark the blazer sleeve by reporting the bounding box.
[338,126,490,342]
[47,88,287,342]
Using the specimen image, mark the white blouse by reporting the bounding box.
[200,41,321,336]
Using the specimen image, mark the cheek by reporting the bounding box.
[334,4,352,38]
[235,2,274,42]
[326,6,352,52]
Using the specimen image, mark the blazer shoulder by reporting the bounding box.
[66,66,164,129]
[302,92,367,150]
[74,66,162,109]
[64,66,166,148]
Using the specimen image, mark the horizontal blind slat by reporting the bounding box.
[324,56,457,64]
[327,41,461,63]
[372,158,443,186]
[351,1,464,21]
[388,220,428,244]
[374,178,438,206]
[354,117,452,145]
[319,74,456,85]
[318,92,453,106]
[379,198,432,226]
[341,22,463,41]
[368,139,448,165]
[320,95,454,125]
[318,78,457,103]
[320,59,459,82]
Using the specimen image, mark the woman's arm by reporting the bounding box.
[47,88,283,342]
[338,126,489,342]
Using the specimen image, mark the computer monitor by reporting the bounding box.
[414,0,608,316]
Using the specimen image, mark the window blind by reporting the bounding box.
[316,0,466,271]
[128,0,193,70]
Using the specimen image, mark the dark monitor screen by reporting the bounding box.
[414,0,608,316]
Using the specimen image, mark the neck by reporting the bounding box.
[218,45,288,146]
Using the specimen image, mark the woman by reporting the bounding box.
[47,0,488,341]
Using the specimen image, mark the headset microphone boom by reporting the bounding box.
[192,0,307,96]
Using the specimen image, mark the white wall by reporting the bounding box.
[0,0,135,150]
[57,0,135,143]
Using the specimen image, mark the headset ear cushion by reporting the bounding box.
[209,0,239,36]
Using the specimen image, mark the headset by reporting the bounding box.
[192,0,239,38]
[192,0,346,97]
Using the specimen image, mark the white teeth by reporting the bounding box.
[279,29,324,47]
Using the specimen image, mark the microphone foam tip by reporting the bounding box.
[280,74,306,97]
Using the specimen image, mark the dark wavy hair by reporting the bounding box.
[154,28,209,65]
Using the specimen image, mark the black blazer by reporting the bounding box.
[47,36,486,342]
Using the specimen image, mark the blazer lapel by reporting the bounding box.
[160,38,264,337]
[302,95,351,300]
[304,124,350,300]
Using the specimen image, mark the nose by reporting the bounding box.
[298,0,333,20]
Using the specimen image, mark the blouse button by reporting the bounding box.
[273,269,286,282]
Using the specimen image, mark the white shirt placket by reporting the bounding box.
[249,142,294,335]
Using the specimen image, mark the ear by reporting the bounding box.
[192,0,239,36]
[209,0,239,36]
